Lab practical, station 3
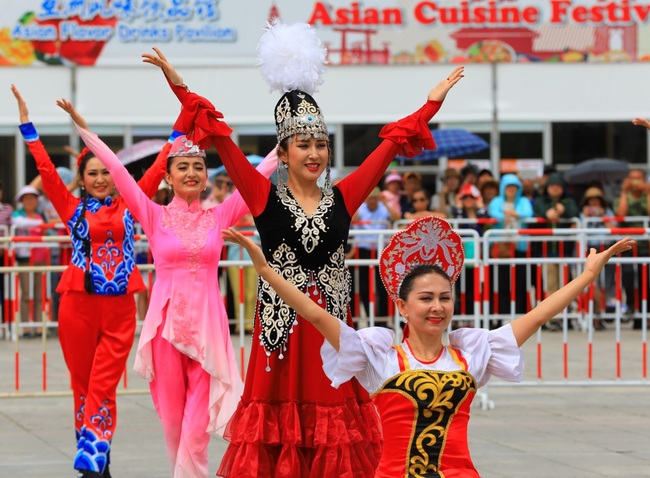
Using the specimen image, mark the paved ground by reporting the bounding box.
[1,322,649,477]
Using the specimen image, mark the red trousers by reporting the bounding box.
[58,291,136,473]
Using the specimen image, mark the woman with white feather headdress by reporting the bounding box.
[143,19,463,477]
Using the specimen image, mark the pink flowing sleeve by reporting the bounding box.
[76,125,159,234]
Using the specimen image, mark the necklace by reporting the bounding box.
[405,339,444,363]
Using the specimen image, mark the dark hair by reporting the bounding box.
[398,264,452,301]
[71,152,99,294]
[166,155,207,174]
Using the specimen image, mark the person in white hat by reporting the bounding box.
[11,184,47,336]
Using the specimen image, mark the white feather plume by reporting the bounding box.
[257,20,327,95]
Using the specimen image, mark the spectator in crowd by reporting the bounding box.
[533,164,557,199]
[154,179,172,206]
[202,171,232,210]
[29,168,74,323]
[614,169,650,328]
[351,187,397,322]
[477,168,494,187]
[403,188,442,221]
[431,167,461,217]
[533,173,579,293]
[580,187,616,330]
[400,171,423,217]
[521,178,536,203]
[0,180,14,313]
[460,162,479,185]
[479,178,499,209]
[450,183,489,318]
[380,171,403,217]
[11,185,48,337]
[488,174,533,317]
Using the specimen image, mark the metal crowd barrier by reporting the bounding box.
[1,219,649,401]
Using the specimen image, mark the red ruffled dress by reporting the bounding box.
[322,323,524,477]
[168,83,442,478]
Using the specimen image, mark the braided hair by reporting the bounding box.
[71,149,95,294]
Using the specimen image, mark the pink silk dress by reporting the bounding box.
[77,125,277,437]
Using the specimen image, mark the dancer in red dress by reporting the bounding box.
[223,217,634,477]
[12,85,171,478]
[143,21,463,476]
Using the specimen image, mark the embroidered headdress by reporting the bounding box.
[258,20,328,144]
[168,135,206,158]
[257,20,330,199]
[380,216,464,303]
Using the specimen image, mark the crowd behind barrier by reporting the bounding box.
[1,217,649,399]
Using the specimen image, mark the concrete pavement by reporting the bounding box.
[1,324,650,477]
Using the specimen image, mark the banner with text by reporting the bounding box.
[2,0,650,67]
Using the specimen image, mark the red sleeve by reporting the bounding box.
[137,142,171,198]
[163,76,271,216]
[212,136,271,217]
[337,100,442,216]
[25,139,79,223]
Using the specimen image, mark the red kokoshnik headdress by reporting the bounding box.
[380,216,465,303]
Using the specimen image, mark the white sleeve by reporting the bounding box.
[321,322,395,394]
[449,323,524,388]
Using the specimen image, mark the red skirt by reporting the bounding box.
[217,298,382,478]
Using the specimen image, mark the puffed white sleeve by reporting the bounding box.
[448,323,524,388]
[321,322,395,394]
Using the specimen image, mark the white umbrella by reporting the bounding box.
[117,139,168,165]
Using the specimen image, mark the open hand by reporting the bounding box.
[221,228,266,271]
[55,98,89,130]
[632,117,650,129]
[428,66,464,102]
[585,237,635,278]
[142,47,185,87]
[10,84,30,124]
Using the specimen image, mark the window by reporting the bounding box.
[552,122,646,165]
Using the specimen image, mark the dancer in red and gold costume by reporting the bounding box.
[141,22,463,475]
[223,216,633,478]
[12,85,171,478]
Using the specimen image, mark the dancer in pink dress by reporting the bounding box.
[56,99,277,478]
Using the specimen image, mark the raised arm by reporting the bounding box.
[142,47,271,215]
[136,132,179,198]
[337,67,464,215]
[11,84,78,222]
[222,227,342,350]
[510,237,635,346]
[218,148,278,227]
[56,98,158,230]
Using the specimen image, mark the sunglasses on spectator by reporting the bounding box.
[216,180,234,188]
[461,195,476,200]
[412,197,428,202]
